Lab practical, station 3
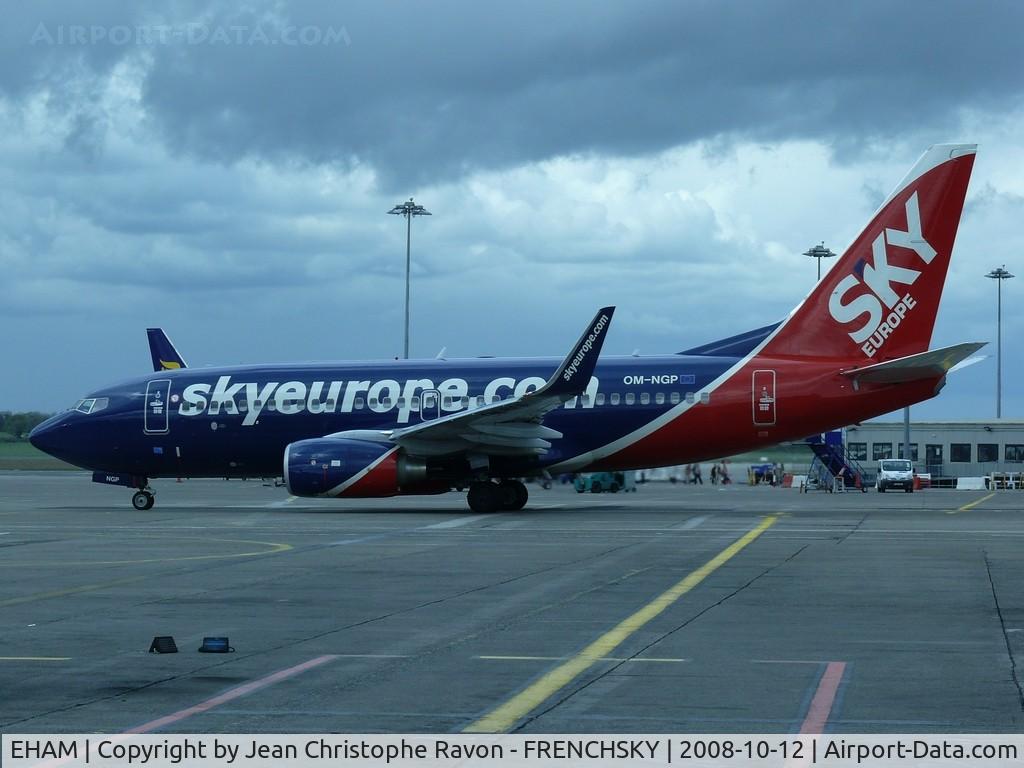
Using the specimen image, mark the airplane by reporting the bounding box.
[30,144,983,513]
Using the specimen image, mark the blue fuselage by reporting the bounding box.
[30,355,735,479]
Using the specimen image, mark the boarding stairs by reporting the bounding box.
[804,432,869,493]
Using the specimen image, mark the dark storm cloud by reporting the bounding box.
[143,0,1024,186]
[6,1,1022,187]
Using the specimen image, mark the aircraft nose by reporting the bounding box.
[29,414,65,456]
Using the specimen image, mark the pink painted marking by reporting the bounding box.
[799,661,846,734]
[126,654,338,733]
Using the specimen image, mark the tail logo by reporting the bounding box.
[827,192,936,357]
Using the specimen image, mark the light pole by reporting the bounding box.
[986,265,1015,418]
[804,242,837,282]
[387,198,431,359]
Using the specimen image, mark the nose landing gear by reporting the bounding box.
[132,489,155,511]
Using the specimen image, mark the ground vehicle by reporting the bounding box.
[876,459,915,493]
[574,471,636,493]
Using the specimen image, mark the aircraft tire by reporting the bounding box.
[500,480,528,511]
[467,482,500,514]
[132,491,154,511]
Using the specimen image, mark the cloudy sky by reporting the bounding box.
[1,1,1021,420]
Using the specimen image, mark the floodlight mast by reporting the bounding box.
[986,265,1015,418]
[803,242,837,282]
[387,198,432,359]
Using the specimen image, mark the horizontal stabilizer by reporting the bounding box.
[841,342,986,386]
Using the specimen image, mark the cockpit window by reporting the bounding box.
[72,397,109,415]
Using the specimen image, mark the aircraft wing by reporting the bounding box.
[840,342,986,386]
[386,307,614,457]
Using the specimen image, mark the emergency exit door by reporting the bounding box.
[144,379,171,435]
[752,370,776,426]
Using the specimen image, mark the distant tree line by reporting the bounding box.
[0,411,52,441]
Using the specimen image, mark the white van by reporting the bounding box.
[876,459,914,493]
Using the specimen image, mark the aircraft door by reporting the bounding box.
[752,370,776,426]
[420,389,441,421]
[144,379,172,435]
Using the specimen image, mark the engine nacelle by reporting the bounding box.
[285,438,429,498]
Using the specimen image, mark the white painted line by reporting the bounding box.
[476,655,688,663]
[327,655,407,663]
[422,514,494,530]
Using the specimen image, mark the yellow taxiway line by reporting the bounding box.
[947,492,996,515]
[464,515,778,733]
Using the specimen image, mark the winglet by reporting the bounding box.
[536,307,615,398]
[146,328,188,372]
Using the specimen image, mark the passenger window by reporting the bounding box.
[701,392,711,404]
[355,397,365,409]
[610,393,620,405]
[462,396,470,408]
[596,393,605,406]
[267,401,277,411]
[640,393,650,405]
[582,395,590,406]
[625,393,636,405]
[670,392,680,405]
[686,392,695,404]
[411,396,420,409]
[253,400,262,409]
[326,400,335,409]
[238,401,248,412]
[655,393,665,405]
[477,395,485,407]
[443,396,453,407]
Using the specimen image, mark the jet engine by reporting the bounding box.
[284,437,430,498]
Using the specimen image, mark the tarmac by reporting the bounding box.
[1,471,1023,734]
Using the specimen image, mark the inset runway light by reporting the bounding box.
[199,637,234,653]
[149,636,178,654]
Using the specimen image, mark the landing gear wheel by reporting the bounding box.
[132,490,155,511]
[467,481,500,513]
[499,480,528,511]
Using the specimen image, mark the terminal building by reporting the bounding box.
[845,420,1024,478]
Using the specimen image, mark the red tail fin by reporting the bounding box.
[768,144,976,361]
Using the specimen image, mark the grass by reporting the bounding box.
[0,441,76,471]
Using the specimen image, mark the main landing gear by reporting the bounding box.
[467,480,528,513]
[131,489,155,511]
